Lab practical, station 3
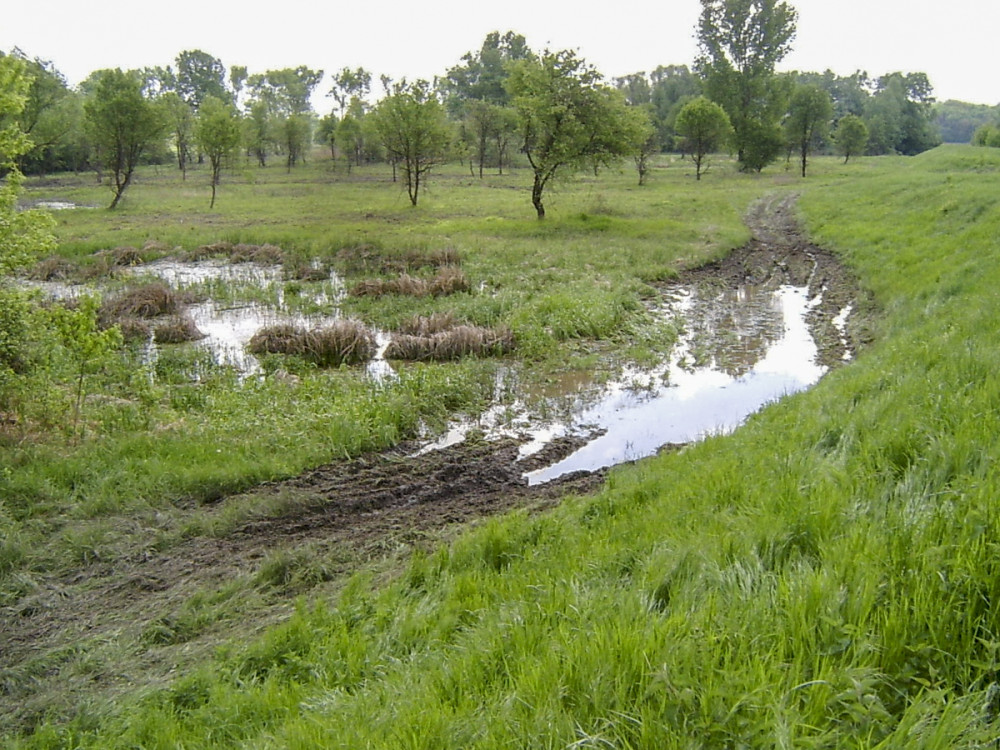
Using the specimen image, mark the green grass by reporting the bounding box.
[9,146,1000,746]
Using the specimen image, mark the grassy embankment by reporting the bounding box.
[9,145,1000,746]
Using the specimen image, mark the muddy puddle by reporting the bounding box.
[425,281,842,484]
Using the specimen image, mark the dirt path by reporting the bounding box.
[0,193,866,732]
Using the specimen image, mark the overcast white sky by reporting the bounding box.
[2,0,997,106]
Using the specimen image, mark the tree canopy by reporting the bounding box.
[83,68,165,209]
[675,95,732,180]
[697,0,797,171]
[372,79,450,206]
[506,49,646,218]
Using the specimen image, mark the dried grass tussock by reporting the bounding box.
[336,245,461,275]
[186,242,285,265]
[387,325,515,362]
[247,320,376,366]
[349,268,469,298]
[99,282,181,324]
[153,316,206,344]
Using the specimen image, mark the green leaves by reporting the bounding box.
[506,49,646,217]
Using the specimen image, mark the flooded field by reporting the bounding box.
[23,235,852,483]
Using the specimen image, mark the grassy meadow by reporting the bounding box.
[6,144,1000,746]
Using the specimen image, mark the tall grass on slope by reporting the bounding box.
[16,149,1000,748]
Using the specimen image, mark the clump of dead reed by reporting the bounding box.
[397,312,460,336]
[187,242,285,265]
[153,316,206,344]
[96,246,145,268]
[116,317,152,342]
[99,282,181,325]
[336,245,461,275]
[27,256,77,281]
[349,268,469,298]
[247,320,376,366]
[386,325,515,362]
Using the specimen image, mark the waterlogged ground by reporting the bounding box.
[1,194,865,730]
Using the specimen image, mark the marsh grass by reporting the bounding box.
[247,320,376,366]
[349,267,470,298]
[98,282,181,322]
[386,325,515,362]
[13,149,1000,747]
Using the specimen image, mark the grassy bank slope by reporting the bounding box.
[15,146,1000,747]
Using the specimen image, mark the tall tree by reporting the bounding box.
[83,68,165,209]
[506,49,646,218]
[330,67,372,117]
[675,96,732,180]
[444,31,529,177]
[372,79,450,206]
[649,65,701,150]
[195,95,242,208]
[246,67,322,169]
[175,50,230,108]
[833,113,868,163]
[696,0,797,171]
[784,84,832,177]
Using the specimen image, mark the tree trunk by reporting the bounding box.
[532,174,545,219]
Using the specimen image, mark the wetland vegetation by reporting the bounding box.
[4,143,1000,746]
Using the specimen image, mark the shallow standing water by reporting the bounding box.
[523,284,829,483]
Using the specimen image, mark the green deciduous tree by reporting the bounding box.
[159,91,194,177]
[506,49,647,218]
[84,68,165,209]
[675,95,733,180]
[195,95,242,208]
[445,32,529,178]
[175,50,231,108]
[696,0,797,171]
[246,67,323,170]
[49,295,122,441]
[330,67,372,117]
[863,73,940,155]
[0,54,56,393]
[372,80,450,206]
[784,83,832,177]
[834,113,869,162]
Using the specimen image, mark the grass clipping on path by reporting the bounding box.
[248,320,376,367]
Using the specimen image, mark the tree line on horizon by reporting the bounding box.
[2,0,995,211]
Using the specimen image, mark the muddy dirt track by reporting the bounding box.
[0,193,865,730]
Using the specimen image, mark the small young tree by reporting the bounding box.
[506,49,646,218]
[834,113,869,162]
[49,296,122,441]
[372,80,450,206]
[195,95,242,208]
[784,84,833,177]
[84,68,165,209]
[631,105,659,186]
[674,96,732,180]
